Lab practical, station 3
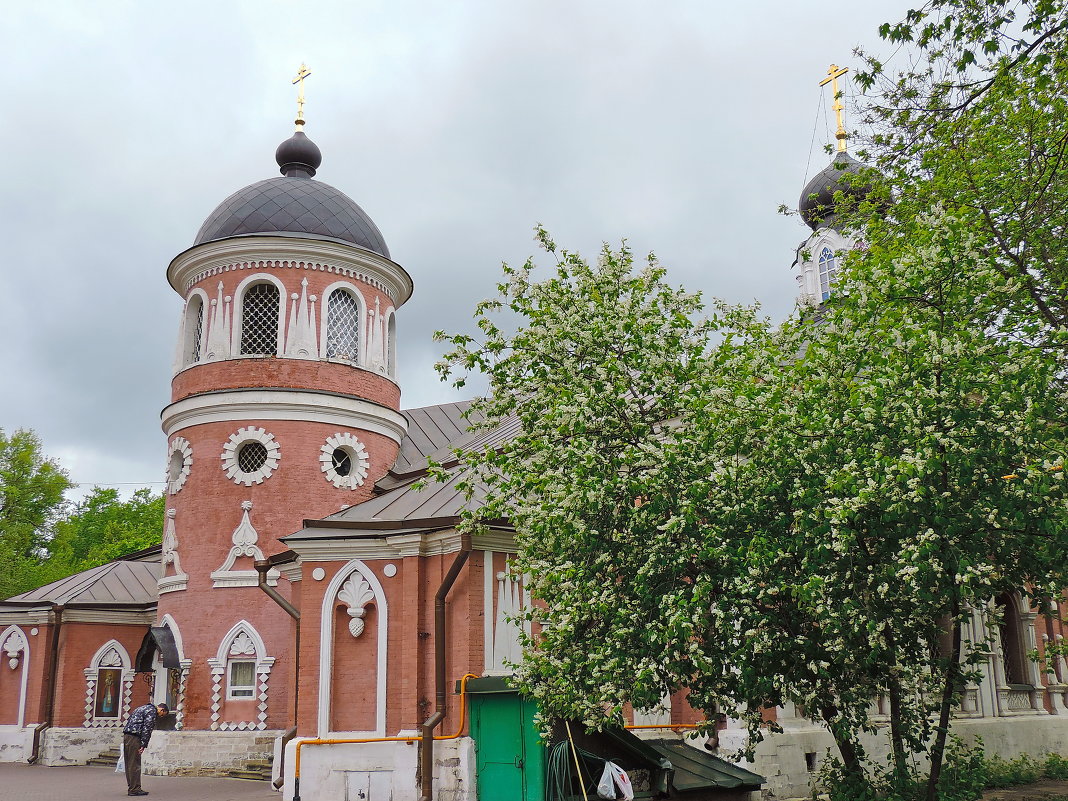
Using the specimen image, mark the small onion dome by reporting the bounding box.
[798,151,872,231]
[275,130,323,178]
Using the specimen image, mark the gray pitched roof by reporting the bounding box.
[2,551,161,607]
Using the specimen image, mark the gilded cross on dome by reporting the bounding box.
[819,64,850,152]
[292,63,312,129]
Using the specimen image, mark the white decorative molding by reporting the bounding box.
[204,281,233,362]
[284,278,319,358]
[220,427,281,486]
[166,437,193,495]
[82,640,134,728]
[230,273,287,357]
[166,236,414,307]
[162,390,407,445]
[211,501,278,588]
[230,632,257,656]
[318,561,388,736]
[488,570,524,674]
[159,509,189,595]
[337,573,376,638]
[318,281,366,365]
[0,625,29,727]
[2,627,26,670]
[290,527,515,563]
[320,433,370,490]
[207,621,275,732]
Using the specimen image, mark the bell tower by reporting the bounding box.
[155,73,412,737]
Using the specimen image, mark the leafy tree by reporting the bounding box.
[854,0,1068,369]
[0,428,73,598]
[436,217,1067,801]
[44,487,164,578]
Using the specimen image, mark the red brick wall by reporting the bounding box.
[51,622,150,728]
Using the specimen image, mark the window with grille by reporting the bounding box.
[238,442,268,474]
[327,289,361,362]
[818,247,837,301]
[228,660,256,699]
[187,297,204,364]
[240,283,280,356]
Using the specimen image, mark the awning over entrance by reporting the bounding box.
[135,626,180,671]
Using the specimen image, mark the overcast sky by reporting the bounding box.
[0,1,905,499]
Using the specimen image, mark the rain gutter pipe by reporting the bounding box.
[28,604,64,764]
[420,534,472,801]
[254,553,299,789]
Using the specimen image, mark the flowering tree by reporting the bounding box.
[436,214,1068,799]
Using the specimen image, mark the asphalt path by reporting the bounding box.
[0,762,279,801]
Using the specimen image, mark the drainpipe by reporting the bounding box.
[254,554,299,789]
[28,604,64,764]
[419,534,472,801]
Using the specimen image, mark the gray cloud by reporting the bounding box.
[0,0,903,495]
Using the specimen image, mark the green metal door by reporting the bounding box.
[471,692,545,801]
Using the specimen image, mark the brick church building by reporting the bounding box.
[1,89,1067,800]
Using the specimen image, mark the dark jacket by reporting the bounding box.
[123,703,159,748]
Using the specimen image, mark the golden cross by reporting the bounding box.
[819,64,850,153]
[292,63,312,129]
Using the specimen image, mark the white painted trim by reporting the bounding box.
[181,288,210,368]
[166,437,193,495]
[212,619,268,663]
[0,625,29,728]
[319,281,367,364]
[89,639,131,670]
[289,527,515,562]
[206,620,275,731]
[318,560,388,736]
[483,552,495,675]
[57,610,156,625]
[319,432,370,490]
[167,236,414,307]
[231,273,287,357]
[220,427,281,486]
[385,308,397,377]
[161,389,408,445]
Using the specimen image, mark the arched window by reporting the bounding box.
[996,593,1031,686]
[240,283,280,356]
[326,288,362,363]
[818,247,837,301]
[184,295,205,365]
[386,311,397,376]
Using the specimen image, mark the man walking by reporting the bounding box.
[122,702,168,796]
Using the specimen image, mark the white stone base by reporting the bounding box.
[38,726,124,766]
[720,714,1068,799]
[143,728,283,778]
[282,735,476,801]
[0,724,36,763]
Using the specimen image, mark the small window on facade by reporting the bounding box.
[186,296,204,364]
[237,442,268,474]
[327,289,361,362]
[387,313,397,376]
[818,247,837,301]
[228,660,256,699]
[240,283,280,356]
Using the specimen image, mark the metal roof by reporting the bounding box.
[1,551,161,607]
[387,400,478,479]
[194,176,390,257]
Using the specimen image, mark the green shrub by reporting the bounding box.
[984,754,1043,789]
[1044,753,1068,781]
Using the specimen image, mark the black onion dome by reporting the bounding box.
[275,131,322,177]
[193,131,390,257]
[799,151,871,231]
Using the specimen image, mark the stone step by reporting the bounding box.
[227,769,270,781]
[245,759,272,769]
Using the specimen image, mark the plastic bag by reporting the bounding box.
[605,761,634,800]
[597,762,616,799]
[115,747,125,774]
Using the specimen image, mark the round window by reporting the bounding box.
[166,437,193,495]
[320,433,369,490]
[221,427,281,486]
